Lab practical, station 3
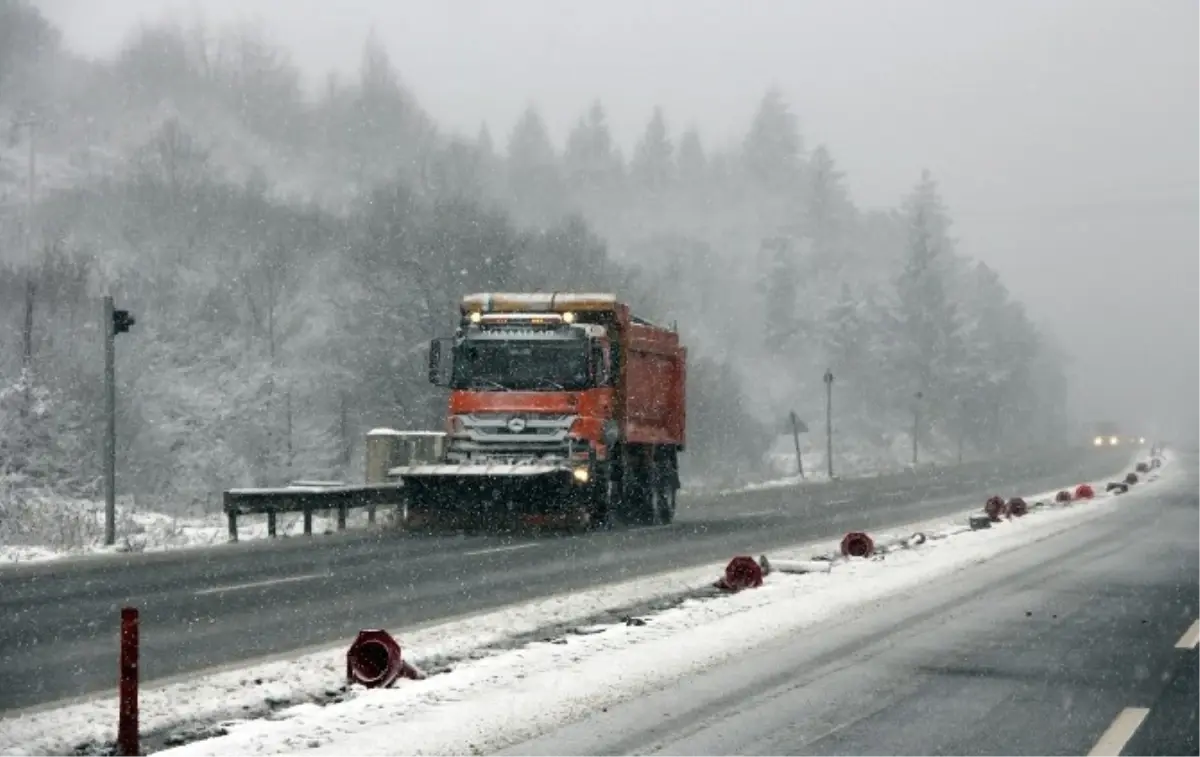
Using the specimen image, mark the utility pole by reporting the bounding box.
[956,397,966,465]
[788,410,807,478]
[823,369,834,479]
[14,114,40,415]
[912,390,923,467]
[104,296,136,546]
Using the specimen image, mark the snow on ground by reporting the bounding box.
[0,452,1166,757]
[0,496,377,566]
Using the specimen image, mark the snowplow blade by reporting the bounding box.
[390,463,593,530]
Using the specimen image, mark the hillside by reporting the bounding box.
[0,1,1070,518]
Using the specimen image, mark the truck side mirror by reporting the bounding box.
[428,337,453,386]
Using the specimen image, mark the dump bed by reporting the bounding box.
[618,317,686,448]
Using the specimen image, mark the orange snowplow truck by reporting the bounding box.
[391,292,686,530]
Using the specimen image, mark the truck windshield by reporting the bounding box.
[451,339,591,391]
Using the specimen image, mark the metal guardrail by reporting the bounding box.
[221,429,447,542]
[222,483,407,542]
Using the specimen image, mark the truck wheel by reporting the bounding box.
[622,458,653,526]
[648,451,676,527]
[648,483,674,525]
[585,479,613,530]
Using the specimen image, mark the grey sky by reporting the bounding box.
[36,0,1200,440]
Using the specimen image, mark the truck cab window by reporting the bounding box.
[451,338,593,391]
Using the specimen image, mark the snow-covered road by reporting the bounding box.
[0,451,1162,756]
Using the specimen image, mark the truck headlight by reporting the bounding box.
[572,467,590,484]
[1109,436,1119,446]
[1093,436,1104,446]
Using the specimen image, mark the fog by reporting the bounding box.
[1,0,1195,520]
[38,0,1197,441]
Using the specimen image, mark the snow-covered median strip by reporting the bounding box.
[0,454,1168,756]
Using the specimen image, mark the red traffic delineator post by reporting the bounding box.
[118,607,139,757]
[984,495,1007,522]
[346,629,425,689]
[1074,483,1095,500]
[1007,497,1028,518]
[840,531,875,558]
[716,555,765,591]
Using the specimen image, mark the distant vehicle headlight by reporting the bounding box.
[1139,437,1146,444]
[1109,436,1119,446]
[1093,436,1104,446]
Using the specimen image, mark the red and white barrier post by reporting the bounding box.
[118,607,139,757]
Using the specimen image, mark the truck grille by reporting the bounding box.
[446,413,579,463]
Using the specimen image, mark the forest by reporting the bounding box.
[0,0,1069,513]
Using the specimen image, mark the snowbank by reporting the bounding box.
[0,496,375,566]
[0,452,1169,757]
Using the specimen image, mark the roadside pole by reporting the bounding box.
[789,410,805,479]
[103,296,135,546]
[823,370,834,479]
[911,390,923,467]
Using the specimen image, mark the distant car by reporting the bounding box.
[1090,423,1147,447]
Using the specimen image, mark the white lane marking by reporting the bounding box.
[195,573,326,596]
[1175,619,1199,649]
[827,498,853,505]
[1088,707,1150,756]
[464,543,539,557]
[738,510,777,518]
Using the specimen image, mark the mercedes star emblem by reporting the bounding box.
[507,416,527,433]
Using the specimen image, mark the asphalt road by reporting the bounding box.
[500,455,1199,756]
[0,447,1131,714]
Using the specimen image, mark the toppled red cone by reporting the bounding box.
[1007,497,1028,517]
[346,629,426,689]
[716,555,764,591]
[985,495,1007,522]
[1074,483,1095,500]
[1055,490,1072,503]
[1124,472,1139,485]
[840,531,875,558]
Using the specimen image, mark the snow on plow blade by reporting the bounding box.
[390,463,591,530]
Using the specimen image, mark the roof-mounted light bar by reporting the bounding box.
[460,292,618,315]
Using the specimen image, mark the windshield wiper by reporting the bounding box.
[533,377,566,390]
[469,377,511,391]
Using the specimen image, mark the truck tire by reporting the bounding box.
[647,452,675,526]
[651,479,675,525]
[619,451,654,526]
[586,470,615,529]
